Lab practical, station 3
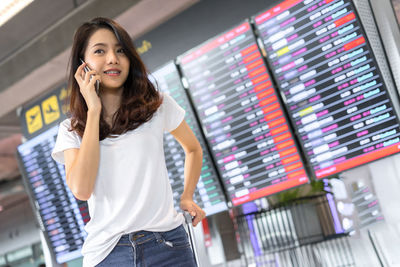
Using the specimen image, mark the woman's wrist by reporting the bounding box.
[180,193,194,202]
[87,108,101,117]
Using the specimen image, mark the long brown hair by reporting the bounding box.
[68,17,162,140]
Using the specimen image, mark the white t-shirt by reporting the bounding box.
[51,93,186,267]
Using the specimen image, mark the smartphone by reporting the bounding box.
[80,58,100,95]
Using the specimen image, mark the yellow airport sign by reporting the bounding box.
[42,95,60,125]
[25,105,43,134]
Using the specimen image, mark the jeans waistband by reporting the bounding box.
[119,230,163,245]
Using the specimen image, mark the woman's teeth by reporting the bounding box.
[105,71,120,74]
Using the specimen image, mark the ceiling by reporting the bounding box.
[0,0,199,211]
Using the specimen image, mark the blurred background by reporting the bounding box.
[1,0,400,266]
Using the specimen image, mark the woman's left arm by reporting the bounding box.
[170,119,206,226]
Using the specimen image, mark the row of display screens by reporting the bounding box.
[16,0,400,263]
[173,0,400,204]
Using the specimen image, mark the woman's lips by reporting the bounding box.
[104,70,121,76]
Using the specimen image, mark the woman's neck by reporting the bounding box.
[100,87,123,124]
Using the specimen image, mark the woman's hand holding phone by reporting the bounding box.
[75,62,102,114]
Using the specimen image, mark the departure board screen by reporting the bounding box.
[177,21,309,206]
[17,126,88,264]
[254,0,400,179]
[150,62,228,215]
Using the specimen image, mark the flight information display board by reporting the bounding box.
[151,62,228,215]
[254,0,400,179]
[17,126,89,264]
[177,21,309,206]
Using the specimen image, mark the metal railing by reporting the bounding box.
[233,195,355,267]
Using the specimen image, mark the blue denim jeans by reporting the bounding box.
[95,224,197,267]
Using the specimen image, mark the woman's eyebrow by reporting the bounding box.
[91,43,106,48]
[91,43,121,48]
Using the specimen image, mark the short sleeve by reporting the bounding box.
[162,93,186,132]
[51,119,81,164]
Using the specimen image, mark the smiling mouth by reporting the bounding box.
[104,70,121,76]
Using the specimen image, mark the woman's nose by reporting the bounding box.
[107,51,119,64]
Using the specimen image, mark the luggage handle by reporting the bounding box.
[183,211,201,267]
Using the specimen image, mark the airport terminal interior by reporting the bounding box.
[1,0,400,266]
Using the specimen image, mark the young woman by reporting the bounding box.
[51,17,205,267]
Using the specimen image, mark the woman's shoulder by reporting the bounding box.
[157,91,178,114]
[59,118,72,129]
[158,91,175,107]
[58,118,80,137]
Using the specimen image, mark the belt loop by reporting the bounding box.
[129,232,134,244]
[153,232,163,243]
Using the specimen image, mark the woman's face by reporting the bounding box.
[83,28,130,92]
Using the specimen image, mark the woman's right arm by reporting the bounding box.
[64,63,102,201]
[64,111,100,201]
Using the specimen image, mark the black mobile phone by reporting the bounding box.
[80,58,100,95]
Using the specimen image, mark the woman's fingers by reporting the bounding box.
[84,70,98,82]
[73,63,102,112]
[74,63,96,87]
[88,74,101,88]
[75,67,100,99]
[191,204,206,226]
[74,63,85,82]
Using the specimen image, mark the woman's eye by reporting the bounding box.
[94,49,104,54]
[117,48,125,54]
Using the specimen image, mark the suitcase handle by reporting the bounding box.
[184,211,194,224]
[183,211,201,267]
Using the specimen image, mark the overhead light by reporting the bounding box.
[0,0,34,28]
